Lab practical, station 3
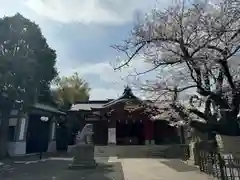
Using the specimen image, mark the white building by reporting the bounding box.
[6,103,65,156]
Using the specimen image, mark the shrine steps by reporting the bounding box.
[94,145,187,158]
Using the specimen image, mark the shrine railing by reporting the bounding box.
[197,149,240,180]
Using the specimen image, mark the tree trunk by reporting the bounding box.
[0,109,11,159]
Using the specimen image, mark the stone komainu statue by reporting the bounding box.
[75,124,94,145]
[69,123,96,169]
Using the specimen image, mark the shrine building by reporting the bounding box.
[68,87,180,145]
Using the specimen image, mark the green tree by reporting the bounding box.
[0,13,57,158]
[38,82,57,106]
[52,72,90,110]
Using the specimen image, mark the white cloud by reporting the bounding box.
[62,57,157,84]
[89,88,122,100]
[25,0,158,25]
[58,58,158,100]
[90,87,148,100]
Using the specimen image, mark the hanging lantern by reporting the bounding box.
[140,120,142,124]
[126,120,128,124]
[40,116,49,122]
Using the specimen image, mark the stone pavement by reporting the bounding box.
[0,157,124,180]
[0,157,215,180]
[120,158,214,180]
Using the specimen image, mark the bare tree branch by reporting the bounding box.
[113,0,240,133]
[134,60,182,75]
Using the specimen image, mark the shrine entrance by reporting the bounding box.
[90,86,156,145]
[116,120,144,145]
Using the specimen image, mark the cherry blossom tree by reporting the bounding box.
[113,0,240,136]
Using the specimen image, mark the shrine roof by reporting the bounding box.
[69,87,149,111]
[100,86,143,109]
[69,100,111,111]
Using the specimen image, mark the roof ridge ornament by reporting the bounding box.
[123,86,134,97]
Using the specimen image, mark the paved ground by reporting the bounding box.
[120,158,214,180]
[0,157,124,180]
[0,157,214,180]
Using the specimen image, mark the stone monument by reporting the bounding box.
[69,124,97,169]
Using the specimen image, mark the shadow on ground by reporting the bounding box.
[160,159,199,172]
[117,155,184,159]
[0,159,124,180]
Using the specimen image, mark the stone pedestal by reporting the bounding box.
[145,140,151,145]
[69,144,97,169]
[150,140,155,145]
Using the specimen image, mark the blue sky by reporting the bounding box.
[1,0,171,100]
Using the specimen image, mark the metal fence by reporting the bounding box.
[198,149,240,180]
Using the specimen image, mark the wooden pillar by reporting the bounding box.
[144,119,155,145]
[144,120,149,145]
[150,120,155,145]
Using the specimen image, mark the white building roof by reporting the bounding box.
[33,103,65,115]
[70,103,105,111]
